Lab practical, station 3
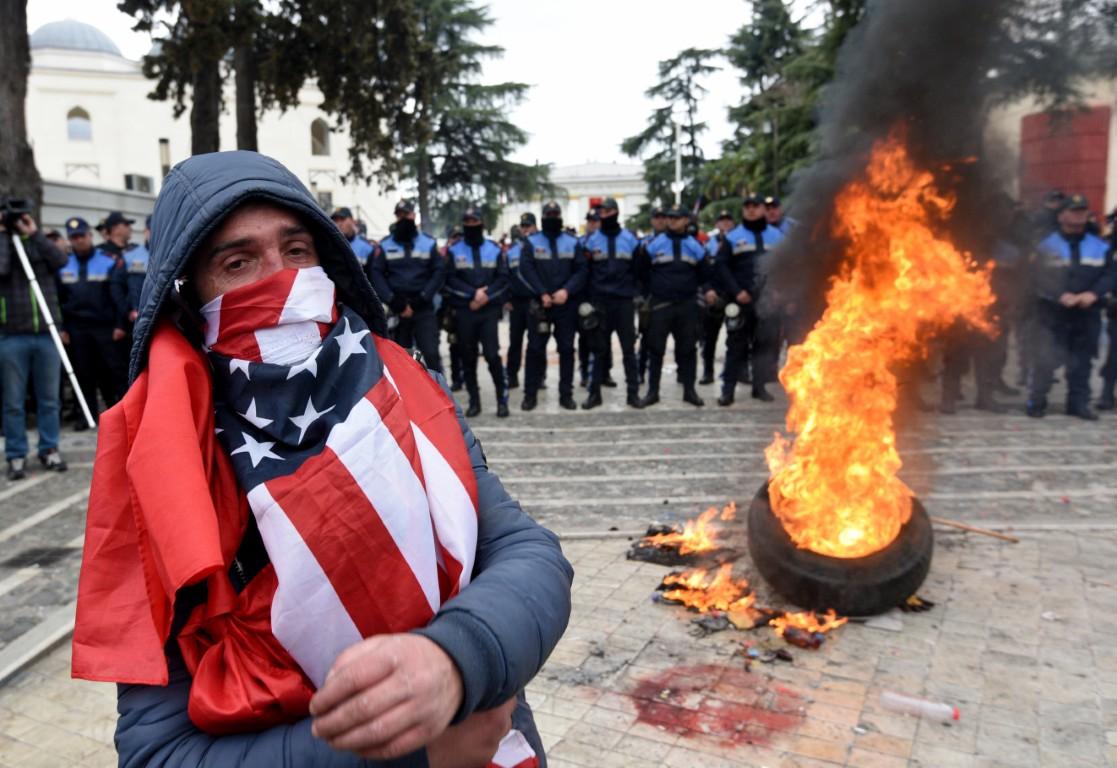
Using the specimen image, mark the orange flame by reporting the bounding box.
[661,564,756,613]
[642,502,737,554]
[765,129,995,558]
[769,609,848,637]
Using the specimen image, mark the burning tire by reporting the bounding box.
[747,482,932,616]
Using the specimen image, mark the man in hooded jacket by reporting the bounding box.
[72,152,572,767]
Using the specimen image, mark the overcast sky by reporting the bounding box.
[27,0,752,168]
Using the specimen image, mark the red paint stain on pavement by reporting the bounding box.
[627,663,804,747]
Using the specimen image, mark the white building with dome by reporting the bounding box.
[25,19,398,236]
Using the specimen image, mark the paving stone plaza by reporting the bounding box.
[0,350,1116,767]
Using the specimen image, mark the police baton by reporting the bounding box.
[9,232,97,430]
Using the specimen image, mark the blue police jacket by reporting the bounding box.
[123,243,150,315]
[1036,230,1117,300]
[57,248,128,329]
[638,232,708,301]
[520,231,587,297]
[367,231,445,307]
[444,237,510,308]
[505,240,536,299]
[346,234,375,266]
[583,228,640,299]
[716,222,784,297]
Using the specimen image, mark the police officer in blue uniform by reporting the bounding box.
[1099,209,1117,410]
[367,200,446,373]
[57,217,129,418]
[637,205,708,407]
[715,195,785,406]
[505,213,538,389]
[122,216,152,325]
[577,209,603,389]
[331,206,375,267]
[445,206,510,418]
[580,197,643,409]
[1027,194,1117,420]
[700,210,735,386]
[636,206,669,385]
[520,202,588,411]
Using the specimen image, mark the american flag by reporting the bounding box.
[206,271,535,766]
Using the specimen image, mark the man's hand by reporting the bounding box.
[736,289,752,305]
[1076,291,1099,308]
[129,310,139,323]
[112,328,126,342]
[552,288,569,306]
[426,699,517,768]
[468,299,482,311]
[704,289,718,306]
[473,287,488,306]
[541,293,553,309]
[1059,292,1077,307]
[401,305,415,319]
[15,214,37,237]
[60,331,70,345]
[310,634,464,760]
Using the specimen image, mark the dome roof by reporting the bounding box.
[30,19,123,57]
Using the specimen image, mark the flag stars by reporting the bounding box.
[230,432,282,468]
[239,398,274,430]
[287,346,323,380]
[336,316,370,367]
[289,396,335,444]
[230,358,252,379]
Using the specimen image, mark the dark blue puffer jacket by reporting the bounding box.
[116,150,573,767]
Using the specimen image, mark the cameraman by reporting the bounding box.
[0,210,69,480]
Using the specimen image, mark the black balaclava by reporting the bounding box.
[600,213,621,236]
[464,223,485,246]
[743,215,767,234]
[541,216,563,236]
[394,218,417,241]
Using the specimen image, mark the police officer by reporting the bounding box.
[716,195,785,406]
[505,213,538,389]
[444,207,510,418]
[699,210,735,385]
[520,202,587,411]
[764,196,788,233]
[580,197,642,409]
[97,211,134,265]
[331,206,375,267]
[637,205,707,407]
[577,209,602,388]
[367,200,446,373]
[122,216,152,325]
[1027,194,1117,420]
[57,216,128,418]
[1099,209,1117,410]
[636,206,669,384]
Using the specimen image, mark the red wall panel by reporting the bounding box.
[1019,106,1111,218]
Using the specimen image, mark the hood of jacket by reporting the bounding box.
[128,150,386,383]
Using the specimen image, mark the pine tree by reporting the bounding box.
[621,48,719,230]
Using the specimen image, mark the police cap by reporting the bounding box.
[542,201,562,217]
[394,199,415,215]
[651,206,667,218]
[1043,189,1067,208]
[742,194,765,206]
[764,195,781,207]
[330,206,354,220]
[599,197,619,212]
[715,209,734,221]
[461,205,484,222]
[65,217,91,236]
[520,212,537,227]
[665,205,688,218]
[104,211,135,229]
[1063,194,1089,211]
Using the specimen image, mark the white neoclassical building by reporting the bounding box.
[25,19,398,235]
[495,162,648,237]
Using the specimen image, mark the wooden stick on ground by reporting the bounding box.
[930,516,1020,543]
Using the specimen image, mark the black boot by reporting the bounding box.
[1067,402,1099,421]
[699,368,715,385]
[465,401,482,418]
[521,394,537,412]
[717,393,734,407]
[683,389,704,407]
[1098,381,1116,411]
[496,401,510,418]
[751,385,774,402]
[639,391,660,408]
[626,393,644,409]
[582,391,603,410]
[560,395,577,411]
[1025,396,1047,418]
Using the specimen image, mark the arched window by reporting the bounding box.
[311,118,330,156]
[67,107,92,141]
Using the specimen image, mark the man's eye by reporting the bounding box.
[225,258,247,272]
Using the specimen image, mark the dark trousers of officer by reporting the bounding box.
[587,298,638,398]
[68,326,126,418]
[455,304,506,406]
[721,305,779,397]
[644,299,698,395]
[1029,303,1102,408]
[700,305,723,381]
[393,306,442,374]
[1100,308,1117,387]
[506,298,531,386]
[941,320,1004,404]
[526,303,577,399]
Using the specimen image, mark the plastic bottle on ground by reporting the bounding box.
[880,691,959,722]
